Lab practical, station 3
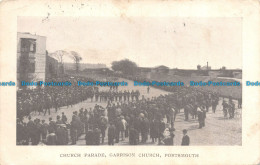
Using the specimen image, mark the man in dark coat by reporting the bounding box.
[48,117,56,133]
[61,112,67,124]
[93,127,101,145]
[27,116,35,144]
[108,123,116,145]
[85,130,94,145]
[181,129,190,146]
[114,117,121,143]
[129,126,138,145]
[140,117,149,143]
[41,120,48,141]
[56,125,68,145]
[99,116,108,144]
[201,106,206,127]
[150,119,159,143]
[46,133,57,145]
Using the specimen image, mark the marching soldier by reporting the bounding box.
[131,90,135,101]
[197,106,204,129]
[123,90,127,101]
[95,91,99,102]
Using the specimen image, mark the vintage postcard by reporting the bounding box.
[0,0,259,165]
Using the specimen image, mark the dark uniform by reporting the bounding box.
[108,124,116,145]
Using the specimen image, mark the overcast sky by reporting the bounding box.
[18,17,242,69]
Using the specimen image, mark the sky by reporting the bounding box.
[18,17,242,69]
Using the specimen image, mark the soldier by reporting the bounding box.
[115,91,118,101]
[90,88,94,102]
[222,100,228,118]
[95,91,99,102]
[197,106,204,129]
[99,116,108,144]
[118,91,123,102]
[61,112,67,124]
[212,97,218,113]
[56,115,63,125]
[56,124,68,145]
[229,100,235,119]
[114,116,121,143]
[48,117,56,134]
[147,86,150,94]
[181,129,190,146]
[201,106,206,127]
[140,117,149,143]
[36,119,42,144]
[53,95,58,113]
[100,91,103,102]
[108,123,116,145]
[41,120,48,141]
[104,92,108,102]
[85,129,94,145]
[131,90,135,101]
[127,90,130,101]
[44,94,51,116]
[93,127,101,145]
[135,90,140,101]
[150,119,159,143]
[129,126,138,145]
[123,90,127,101]
[70,115,77,145]
[27,116,35,144]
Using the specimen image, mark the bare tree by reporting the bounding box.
[50,50,69,63]
[69,51,82,72]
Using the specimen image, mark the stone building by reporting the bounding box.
[17,32,47,83]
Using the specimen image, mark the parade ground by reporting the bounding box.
[27,78,242,146]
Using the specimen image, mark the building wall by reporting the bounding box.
[17,32,46,82]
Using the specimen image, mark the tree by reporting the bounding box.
[49,50,69,74]
[69,51,82,72]
[197,65,201,70]
[50,50,69,63]
[111,59,138,75]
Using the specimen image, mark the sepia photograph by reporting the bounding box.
[16,17,242,146]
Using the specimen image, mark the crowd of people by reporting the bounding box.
[17,75,241,146]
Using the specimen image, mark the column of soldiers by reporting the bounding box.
[93,90,140,103]
[17,76,95,119]
[17,76,241,146]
